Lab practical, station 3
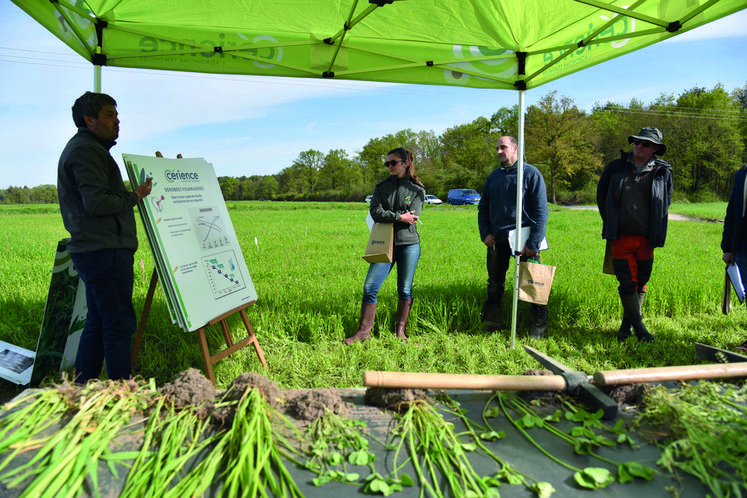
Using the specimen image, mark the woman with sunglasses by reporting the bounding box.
[344,147,426,344]
[596,127,673,343]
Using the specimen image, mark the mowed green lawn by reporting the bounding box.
[0,201,743,399]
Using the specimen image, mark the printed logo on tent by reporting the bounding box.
[444,46,516,85]
[542,6,636,68]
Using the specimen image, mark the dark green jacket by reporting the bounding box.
[370,176,426,246]
[57,129,139,253]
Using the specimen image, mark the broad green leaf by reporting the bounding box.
[619,462,655,482]
[400,474,415,486]
[485,407,501,418]
[480,430,505,441]
[534,481,556,498]
[573,467,615,489]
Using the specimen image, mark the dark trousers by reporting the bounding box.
[70,248,136,382]
[486,237,547,317]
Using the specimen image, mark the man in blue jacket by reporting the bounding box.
[478,136,549,339]
[597,127,673,343]
[58,92,152,382]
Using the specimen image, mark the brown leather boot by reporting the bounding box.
[343,302,376,345]
[394,298,413,341]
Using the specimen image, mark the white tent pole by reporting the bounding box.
[510,90,526,349]
[94,65,101,92]
[94,45,102,92]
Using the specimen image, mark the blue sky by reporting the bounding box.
[1,3,745,189]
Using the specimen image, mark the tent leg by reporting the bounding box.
[510,90,526,349]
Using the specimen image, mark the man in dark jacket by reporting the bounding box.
[478,136,549,339]
[58,92,152,382]
[721,164,747,351]
[597,127,673,343]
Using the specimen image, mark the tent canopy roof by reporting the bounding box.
[11,0,746,91]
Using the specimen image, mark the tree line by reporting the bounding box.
[3,84,745,205]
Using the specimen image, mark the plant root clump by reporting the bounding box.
[283,388,351,422]
[159,368,217,418]
[210,372,281,428]
[605,383,652,409]
[222,372,282,406]
[363,387,429,413]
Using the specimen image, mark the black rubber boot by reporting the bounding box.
[617,292,645,342]
[343,302,377,345]
[481,287,504,332]
[620,293,654,343]
[529,304,548,339]
[394,298,413,341]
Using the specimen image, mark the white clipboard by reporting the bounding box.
[508,226,548,255]
[727,262,745,304]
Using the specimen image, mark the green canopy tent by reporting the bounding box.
[12,0,746,346]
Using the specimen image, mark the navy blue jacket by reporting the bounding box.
[596,151,673,248]
[478,161,548,252]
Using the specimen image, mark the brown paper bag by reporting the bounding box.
[363,223,393,263]
[518,261,556,305]
[722,269,732,315]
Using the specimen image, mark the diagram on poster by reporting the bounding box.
[123,154,257,332]
[203,249,246,299]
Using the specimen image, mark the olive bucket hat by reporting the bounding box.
[628,127,666,156]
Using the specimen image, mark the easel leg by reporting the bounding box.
[197,328,216,385]
[240,309,268,369]
[132,268,159,368]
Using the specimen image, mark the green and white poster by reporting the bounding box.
[123,154,257,332]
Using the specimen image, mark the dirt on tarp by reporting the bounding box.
[159,368,217,418]
[605,383,653,410]
[363,387,430,413]
[284,388,351,421]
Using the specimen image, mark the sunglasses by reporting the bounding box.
[633,139,655,148]
[384,159,405,167]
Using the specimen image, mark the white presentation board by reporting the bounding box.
[123,154,257,332]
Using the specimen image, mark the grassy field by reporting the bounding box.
[1,201,743,401]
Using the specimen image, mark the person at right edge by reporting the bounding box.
[597,127,673,343]
[343,147,426,345]
[478,136,549,339]
[720,164,747,352]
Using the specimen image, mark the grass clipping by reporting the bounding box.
[638,381,747,497]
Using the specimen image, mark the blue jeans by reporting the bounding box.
[70,248,136,382]
[362,243,420,303]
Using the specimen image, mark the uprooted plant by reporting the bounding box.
[382,394,559,498]
[637,381,747,498]
[488,391,655,490]
[0,377,159,498]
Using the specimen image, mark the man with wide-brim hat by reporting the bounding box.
[627,126,667,157]
[596,126,673,343]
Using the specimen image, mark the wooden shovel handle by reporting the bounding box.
[363,371,567,391]
[593,362,747,386]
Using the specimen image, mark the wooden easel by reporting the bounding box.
[131,268,268,386]
[130,151,267,386]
